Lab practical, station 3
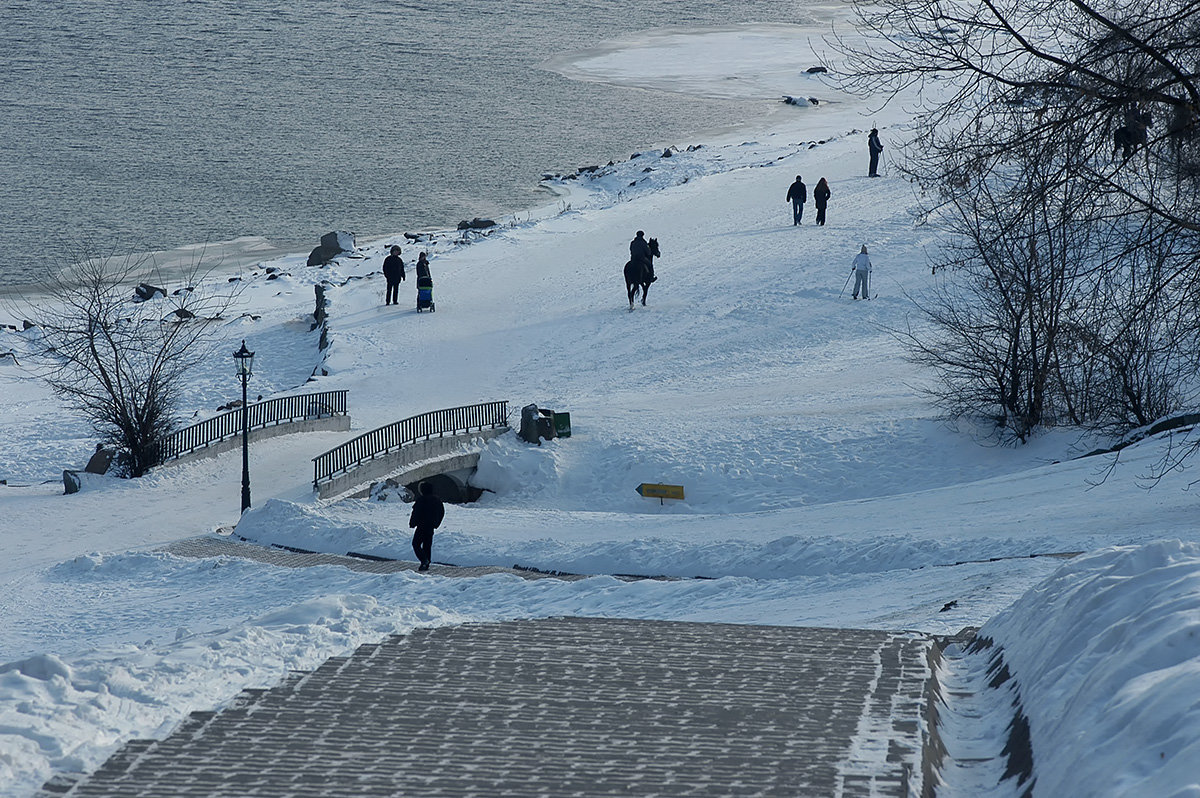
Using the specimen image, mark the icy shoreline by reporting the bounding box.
[3,11,1200,797]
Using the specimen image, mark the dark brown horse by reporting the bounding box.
[624,237,660,309]
[1114,109,1152,160]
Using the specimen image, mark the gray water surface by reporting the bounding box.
[1,0,815,287]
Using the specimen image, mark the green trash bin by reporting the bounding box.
[553,411,572,438]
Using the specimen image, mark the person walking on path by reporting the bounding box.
[786,175,807,225]
[813,178,831,226]
[408,481,445,571]
[382,245,406,305]
[868,129,884,177]
[851,245,872,300]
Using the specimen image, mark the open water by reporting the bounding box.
[0,0,816,288]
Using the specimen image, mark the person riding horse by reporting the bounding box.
[625,231,660,308]
[630,231,655,280]
[1114,108,1153,160]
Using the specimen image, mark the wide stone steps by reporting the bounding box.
[45,617,932,797]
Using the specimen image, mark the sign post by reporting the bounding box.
[636,482,685,505]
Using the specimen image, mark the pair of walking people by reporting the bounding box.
[785,176,831,226]
[783,127,884,227]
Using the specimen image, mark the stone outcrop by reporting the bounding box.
[306,231,357,267]
[132,283,166,302]
[84,446,116,475]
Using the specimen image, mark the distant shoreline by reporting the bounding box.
[1,14,836,305]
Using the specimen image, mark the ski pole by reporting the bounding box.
[839,271,852,298]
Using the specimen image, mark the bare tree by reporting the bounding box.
[1073,218,1200,431]
[906,127,1100,440]
[15,242,240,477]
[835,0,1200,214]
[833,0,1200,284]
[839,0,1200,443]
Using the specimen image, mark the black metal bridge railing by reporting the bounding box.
[312,400,508,489]
[158,390,349,464]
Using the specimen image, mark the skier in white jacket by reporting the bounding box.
[851,245,872,300]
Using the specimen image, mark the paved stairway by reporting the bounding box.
[44,615,931,797]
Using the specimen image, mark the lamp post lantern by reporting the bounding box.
[233,339,255,514]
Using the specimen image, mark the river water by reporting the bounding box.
[0,0,821,288]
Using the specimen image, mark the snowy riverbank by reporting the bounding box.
[2,14,1199,798]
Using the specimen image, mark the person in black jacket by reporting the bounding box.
[785,175,807,225]
[813,178,831,226]
[630,231,651,270]
[382,245,405,305]
[868,129,884,177]
[408,481,445,571]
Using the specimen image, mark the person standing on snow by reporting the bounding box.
[415,251,431,281]
[382,245,405,305]
[812,178,831,226]
[786,175,807,225]
[408,481,445,571]
[851,244,872,300]
[868,128,884,177]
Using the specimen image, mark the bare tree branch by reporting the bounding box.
[9,241,240,476]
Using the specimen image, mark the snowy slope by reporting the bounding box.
[1,17,1198,798]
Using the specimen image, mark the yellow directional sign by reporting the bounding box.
[636,483,685,501]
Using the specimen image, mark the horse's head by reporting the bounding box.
[648,238,660,258]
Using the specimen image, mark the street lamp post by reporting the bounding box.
[233,340,255,514]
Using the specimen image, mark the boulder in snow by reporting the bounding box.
[457,217,497,231]
[307,230,358,267]
[132,283,166,302]
[370,478,413,503]
[84,445,116,475]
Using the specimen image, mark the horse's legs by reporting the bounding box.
[641,282,649,306]
[627,281,636,308]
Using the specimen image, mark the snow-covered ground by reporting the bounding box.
[2,17,1199,798]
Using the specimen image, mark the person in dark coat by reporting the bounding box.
[868,129,884,177]
[630,231,654,281]
[415,251,431,281]
[408,481,445,571]
[382,245,405,305]
[785,175,807,225]
[813,178,831,226]
[630,230,651,266]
